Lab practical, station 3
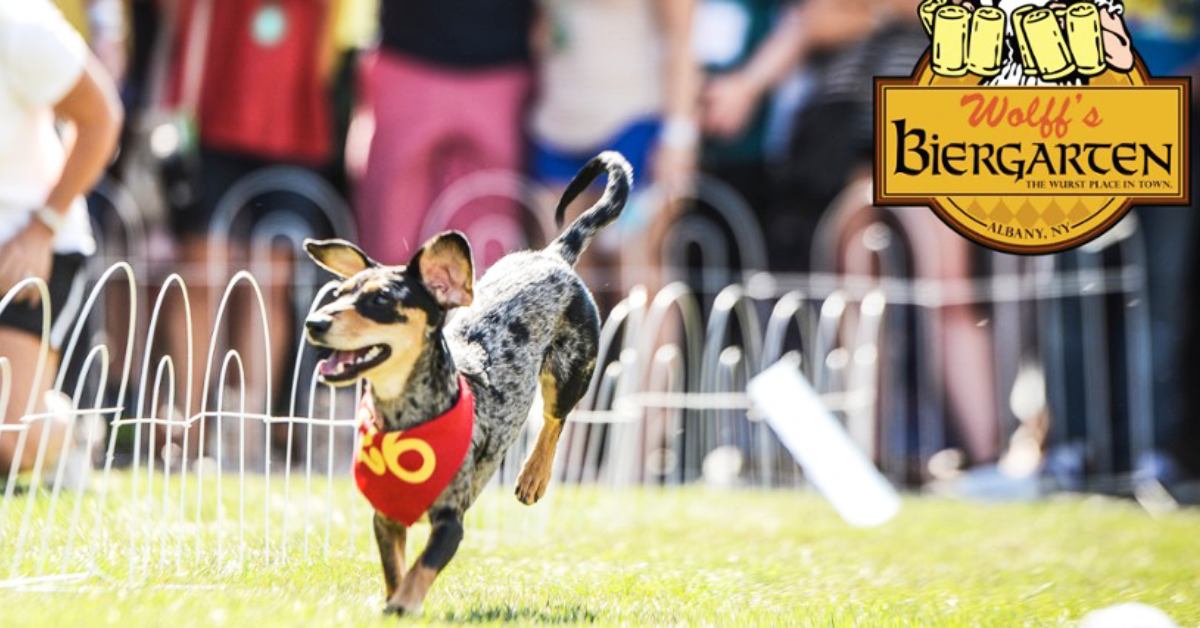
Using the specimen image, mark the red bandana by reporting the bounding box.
[352,376,475,525]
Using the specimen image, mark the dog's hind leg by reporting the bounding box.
[517,290,600,505]
[514,369,571,505]
[373,512,407,599]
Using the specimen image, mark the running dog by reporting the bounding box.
[302,152,632,615]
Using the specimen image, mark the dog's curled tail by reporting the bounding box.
[550,151,633,266]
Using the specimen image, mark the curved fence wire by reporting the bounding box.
[0,168,1158,588]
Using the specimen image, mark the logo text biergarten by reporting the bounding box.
[873,0,1189,254]
[891,92,1175,186]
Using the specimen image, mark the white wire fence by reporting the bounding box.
[0,167,1157,588]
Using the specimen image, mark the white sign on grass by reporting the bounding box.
[748,361,900,527]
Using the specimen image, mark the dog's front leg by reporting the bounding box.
[373,512,408,599]
[384,507,463,616]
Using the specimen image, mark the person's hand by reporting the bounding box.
[0,221,55,305]
[702,72,762,139]
[804,0,877,50]
[651,141,697,207]
[1099,7,1134,72]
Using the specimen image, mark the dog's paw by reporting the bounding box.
[515,466,550,505]
[383,602,422,617]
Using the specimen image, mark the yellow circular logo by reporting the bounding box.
[875,2,1190,254]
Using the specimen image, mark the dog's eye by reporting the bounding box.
[371,293,393,308]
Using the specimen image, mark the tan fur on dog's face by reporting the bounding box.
[302,234,474,400]
[308,271,431,397]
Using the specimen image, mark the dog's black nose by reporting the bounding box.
[305,316,332,334]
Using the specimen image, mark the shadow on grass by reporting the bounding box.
[0,482,28,496]
[440,604,598,624]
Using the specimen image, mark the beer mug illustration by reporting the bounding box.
[1066,3,1106,76]
[967,7,1005,77]
[919,0,948,36]
[931,5,970,77]
[1022,8,1076,81]
[1011,5,1039,76]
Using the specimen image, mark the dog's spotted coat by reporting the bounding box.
[303,152,632,615]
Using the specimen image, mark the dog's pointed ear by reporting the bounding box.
[409,231,474,309]
[304,238,376,278]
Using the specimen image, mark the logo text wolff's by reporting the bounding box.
[875,0,1190,254]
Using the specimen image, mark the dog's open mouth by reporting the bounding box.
[317,344,391,382]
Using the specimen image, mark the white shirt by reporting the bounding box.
[0,1,95,255]
[531,0,664,151]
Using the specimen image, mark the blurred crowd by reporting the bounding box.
[1,0,1198,490]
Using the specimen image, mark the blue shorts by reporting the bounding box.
[530,118,661,184]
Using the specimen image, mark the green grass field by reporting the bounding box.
[2,475,1198,626]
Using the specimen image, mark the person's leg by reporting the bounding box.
[186,153,300,466]
[684,159,770,295]
[0,330,64,474]
[1178,209,1200,478]
[231,240,294,410]
[169,235,275,469]
[86,191,136,402]
[1172,105,1200,479]
[355,53,447,265]
[607,120,665,297]
[440,65,533,269]
[210,239,277,472]
[1134,207,1194,470]
[162,148,252,458]
[892,207,1001,464]
[162,235,220,458]
[1,252,91,475]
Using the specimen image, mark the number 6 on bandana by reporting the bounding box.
[353,376,476,526]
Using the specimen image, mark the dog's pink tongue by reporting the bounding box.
[319,350,360,376]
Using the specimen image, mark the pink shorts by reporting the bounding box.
[354,51,532,267]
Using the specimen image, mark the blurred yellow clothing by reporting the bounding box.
[52,0,90,40]
[332,0,378,51]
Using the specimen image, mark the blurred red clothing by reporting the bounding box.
[167,0,330,164]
